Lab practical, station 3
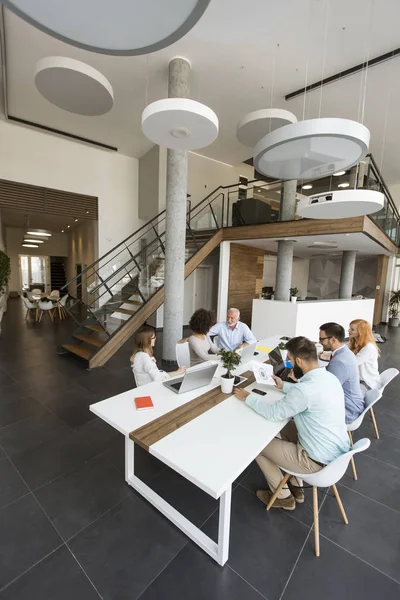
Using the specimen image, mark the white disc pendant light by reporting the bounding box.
[35,57,113,115]
[297,189,384,219]
[142,99,218,150]
[5,0,211,56]
[254,118,370,180]
[237,109,297,147]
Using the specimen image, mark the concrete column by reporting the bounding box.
[274,180,297,301]
[162,58,190,363]
[339,251,357,299]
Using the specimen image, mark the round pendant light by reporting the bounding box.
[254,118,370,180]
[297,189,384,219]
[35,57,113,115]
[142,98,218,150]
[5,0,211,56]
[237,109,297,147]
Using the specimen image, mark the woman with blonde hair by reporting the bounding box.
[130,325,185,387]
[348,319,382,390]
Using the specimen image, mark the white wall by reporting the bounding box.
[6,227,68,292]
[0,120,141,260]
[262,255,310,298]
[65,220,98,301]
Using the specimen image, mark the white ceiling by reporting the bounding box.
[1,207,86,233]
[3,0,400,183]
[237,232,392,258]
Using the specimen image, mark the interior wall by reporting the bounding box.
[0,210,4,251]
[228,243,264,326]
[0,120,141,261]
[65,220,98,301]
[138,145,161,220]
[6,227,68,292]
[262,255,310,298]
[308,255,378,299]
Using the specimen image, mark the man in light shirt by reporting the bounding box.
[209,308,256,351]
[234,336,349,511]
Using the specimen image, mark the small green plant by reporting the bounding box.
[0,251,10,294]
[218,348,241,379]
[389,290,400,318]
[278,342,286,350]
[290,287,299,297]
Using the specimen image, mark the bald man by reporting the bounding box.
[209,308,256,351]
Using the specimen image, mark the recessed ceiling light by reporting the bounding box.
[333,170,346,176]
[302,184,313,190]
[61,229,64,233]
[24,238,44,243]
[74,218,78,222]
[86,210,89,214]
[67,225,71,228]
[22,243,39,248]
[338,182,350,188]
[311,241,338,247]
[26,230,52,237]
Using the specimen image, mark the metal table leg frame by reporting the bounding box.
[125,437,231,566]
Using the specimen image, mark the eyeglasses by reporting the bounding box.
[319,336,332,342]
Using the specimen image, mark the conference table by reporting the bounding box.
[90,335,289,566]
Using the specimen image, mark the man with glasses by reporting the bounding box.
[319,322,365,424]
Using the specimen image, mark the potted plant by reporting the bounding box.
[389,290,400,327]
[278,341,288,362]
[290,287,299,303]
[219,348,241,394]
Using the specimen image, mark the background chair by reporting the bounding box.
[176,339,190,367]
[57,294,69,320]
[347,388,382,479]
[31,288,42,295]
[38,300,55,322]
[22,296,36,321]
[49,290,60,300]
[267,438,371,557]
[379,368,399,392]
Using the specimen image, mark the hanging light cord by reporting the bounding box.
[318,0,330,118]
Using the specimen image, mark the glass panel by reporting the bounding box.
[30,256,46,285]
[20,255,29,289]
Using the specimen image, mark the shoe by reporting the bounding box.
[288,481,305,504]
[256,490,296,511]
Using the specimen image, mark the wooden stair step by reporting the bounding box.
[62,343,95,360]
[112,307,137,315]
[112,298,142,306]
[73,333,104,348]
[84,323,106,333]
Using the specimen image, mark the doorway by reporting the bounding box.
[19,255,50,292]
[76,264,82,301]
[194,265,213,312]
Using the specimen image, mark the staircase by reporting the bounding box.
[59,177,280,368]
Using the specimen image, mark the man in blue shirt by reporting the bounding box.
[319,322,365,424]
[209,308,256,351]
[234,336,349,511]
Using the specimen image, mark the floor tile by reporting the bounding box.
[355,429,400,468]
[0,446,5,460]
[342,453,400,513]
[38,390,98,428]
[0,371,17,389]
[319,484,400,582]
[0,494,62,589]
[0,382,29,404]
[0,413,69,457]
[75,418,121,453]
[12,430,96,490]
[0,545,100,600]
[69,495,186,600]
[101,438,167,484]
[281,535,400,600]
[358,409,400,440]
[0,459,29,509]
[35,455,130,540]
[0,396,46,428]
[203,486,308,600]
[140,544,264,600]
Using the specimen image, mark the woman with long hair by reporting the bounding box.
[188,308,221,367]
[130,325,185,387]
[348,319,382,390]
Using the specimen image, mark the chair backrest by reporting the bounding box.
[31,288,42,294]
[176,341,190,367]
[300,438,371,488]
[49,290,60,299]
[59,294,69,307]
[380,368,399,391]
[22,296,35,309]
[39,300,53,310]
[347,388,382,432]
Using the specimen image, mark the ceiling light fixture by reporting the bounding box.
[4,0,211,56]
[67,225,71,228]
[61,229,64,233]
[237,109,297,147]
[86,210,89,214]
[74,218,78,222]
[24,238,45,244]
[338,182,350,188]
[22,243,39,248]
[302,184,313,190]
[297,189,384,219]
[333,170,346,176]
[26,230,52,237]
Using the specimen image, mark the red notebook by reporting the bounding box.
[134,396,154,411]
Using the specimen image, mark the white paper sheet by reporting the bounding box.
[251,361,276,386]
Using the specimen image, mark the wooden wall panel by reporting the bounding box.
[227,243,264,326]
[373,255,389,325]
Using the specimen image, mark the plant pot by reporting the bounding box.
[280,349,288,361]
[291,296,297,303]
[389,317,399,327]
[221,375,235,394]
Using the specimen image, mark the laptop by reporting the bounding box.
[163,363,219,394]
[239,341,258,363]
[268,346,295,382]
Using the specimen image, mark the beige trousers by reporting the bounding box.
[256,421,322,499]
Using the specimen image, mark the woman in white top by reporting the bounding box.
[348,319,382,390]
[188,309,221,367]
[130,326,185,387]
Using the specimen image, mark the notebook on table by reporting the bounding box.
[134,396,154,410]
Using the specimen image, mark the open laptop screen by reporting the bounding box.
[268,346,283,367]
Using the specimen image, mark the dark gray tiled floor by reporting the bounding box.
[1,298,400,599]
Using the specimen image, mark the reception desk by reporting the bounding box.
[251,298,375,342]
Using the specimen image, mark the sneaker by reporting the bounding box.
[288,481,305,504]
[256,489,296,511]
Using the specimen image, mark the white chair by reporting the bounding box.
[38,300,55,322]
[56,294,69,320]
[176,339,190,367]
[22,296,36,321]
[49,290,60,300]
[31,288,42,295]
[266,438,371,557]
[379,368,399,392]
[347,388,382,479]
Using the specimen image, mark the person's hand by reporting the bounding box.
[235,343,245,351]
[233,388,250,401]
[288,369,298,382]
[177,366,187,375]
[272,375,284,390]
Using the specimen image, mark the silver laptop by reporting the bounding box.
[163,363,219,394]
[239,341,258,364]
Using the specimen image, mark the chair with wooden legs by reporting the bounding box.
[56,294,69,320]
[372,368,400,440]
[38,300,56,322]
[347,388,382,479]
[22,296,36,320]
[266,438,371,557]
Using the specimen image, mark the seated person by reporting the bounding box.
[209,308,256,351]
[319,322,365,424]
[188,309,221,367]
[348,319,382,391]
[234,336,349,510]
[130,326,185,386]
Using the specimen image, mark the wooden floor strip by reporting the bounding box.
[130,369,255,452]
